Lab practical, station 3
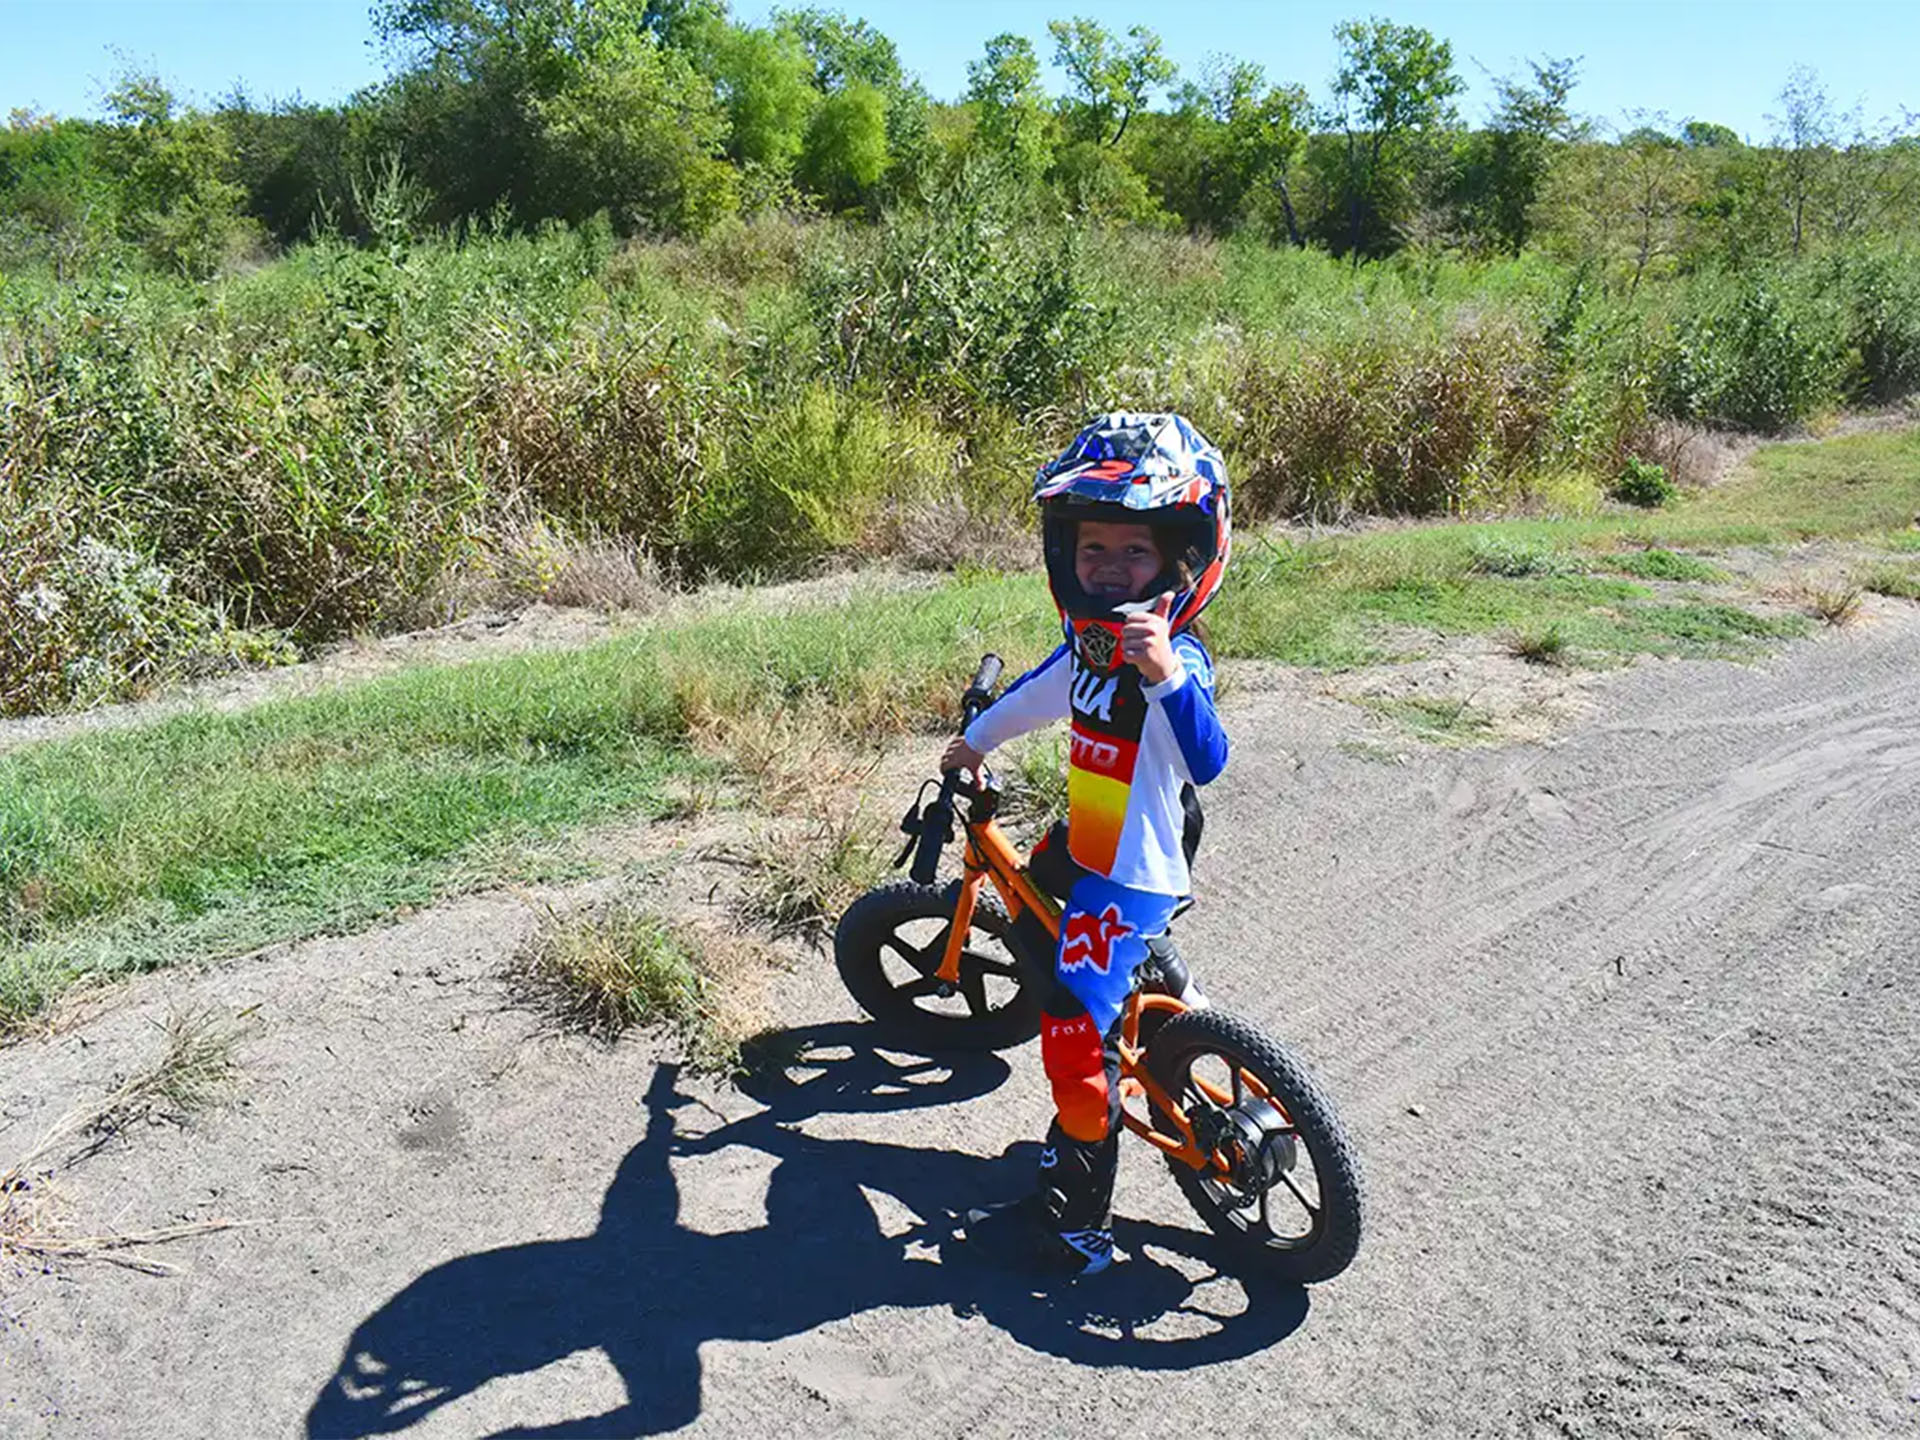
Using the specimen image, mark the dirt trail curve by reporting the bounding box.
[4,609,1918,1439]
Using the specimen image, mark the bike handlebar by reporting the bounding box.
[959,653,1003,731]
[900,656,1004,885]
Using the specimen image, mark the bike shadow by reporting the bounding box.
[306,1022,1310,1439]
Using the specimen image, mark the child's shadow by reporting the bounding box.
[306,1024,1310,1439]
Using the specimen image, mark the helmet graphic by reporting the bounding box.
[1034,412,1231,668]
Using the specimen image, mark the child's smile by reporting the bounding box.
[1074,520,1163,603]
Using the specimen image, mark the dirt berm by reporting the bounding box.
[4,607,1918,1439]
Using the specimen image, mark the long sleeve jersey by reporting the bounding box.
[963,628,1229,896]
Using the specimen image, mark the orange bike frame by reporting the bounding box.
[935,804,1223,1174]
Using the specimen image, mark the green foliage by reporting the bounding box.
[1467,536,1572,577]
[774,7,902,92]
[1612,457,1677,508]
[0,113,116,272]
[1656,273,1848,429]
[1323,18,1463,258]
[688,384,946,572]
[99,74,256,277]
[536,32,736,234]
[799,81,889,211]
[1046,17,1177,149]
[1230,309,1575,518]
[1837,249,1920,401]
[1604,547,1724,582]
[1144,61,1310,239]
[1049,139,1166,225]
[712,23,819,177]
[0,514,287,715]
[966,33,1053,182]
[808,171,1118,416]
[1453,57,1581,255]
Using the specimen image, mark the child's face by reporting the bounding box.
[1074,520,1164,604]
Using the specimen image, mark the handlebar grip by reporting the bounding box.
[968,654,1003,696]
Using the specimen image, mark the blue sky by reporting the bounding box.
[2,0,1913,141]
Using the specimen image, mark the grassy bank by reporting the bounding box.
[2,428,1916,1031]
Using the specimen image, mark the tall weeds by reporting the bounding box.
[5,215,1916,717]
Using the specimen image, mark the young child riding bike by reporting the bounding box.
[941,412,1232,1277]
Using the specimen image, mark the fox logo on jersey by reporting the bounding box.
[1059,903,1136,975]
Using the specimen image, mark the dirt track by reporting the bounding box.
[4,605,1918,1439]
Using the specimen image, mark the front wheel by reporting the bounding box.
[1146,1008,1364,1284]
[834,879,1045,1051]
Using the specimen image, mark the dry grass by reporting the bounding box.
[1786,578,1866,626]
[0,1006,250,1275]
[994,732,1069,840]
[883,494,1033,573]
[726,810,890,941]
[685,706,876,817]
[1629,419,1759,490]
[1503,624,1572,666]
[512,900,777,1072]
[461,513,670,614]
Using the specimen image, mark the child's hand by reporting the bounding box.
[942,735,986,775]
[1122,593,1178,684]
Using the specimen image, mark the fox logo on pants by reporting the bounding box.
[1060,904,1136,975]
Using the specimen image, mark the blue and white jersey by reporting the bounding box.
[964,628,1229,897]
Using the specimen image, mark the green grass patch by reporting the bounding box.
[1598,548,1729,583]
[1857,562,1920,600]
[0,572,1056,1031]
[1212,429,1915,668]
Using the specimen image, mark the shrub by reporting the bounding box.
[1607,547,1722,582]
[807,169,1117,418]
[1655,275,1848,431]
[1611,457,1676,508]
[0,521,287,715]
[1229,312,1569,518]
[687,385,952,575]
[1840,251,1920,403]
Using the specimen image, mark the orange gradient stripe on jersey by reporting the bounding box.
[1067,720,1137,875]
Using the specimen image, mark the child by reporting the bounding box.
[941,412,1232,1277]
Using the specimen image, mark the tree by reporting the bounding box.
[1769,65,1833,255]
[1324,18,1463,258]
[1474,56,1580,253]
[98,72,254,276]
[1617,117,1696,294]
[1536,115,1698,293]
[537,31,735,233]
[1147,58,1308,240]
[798,80,889,210]
[773,7,902,92]
[966,32,1052,181]
[0,111,111,274]
[1047,17,1176,148]
[370,0,639,222]
[710,23,819,177]
[1680,119,1741,149]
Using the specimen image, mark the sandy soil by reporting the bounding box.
[4,587,1918,1438]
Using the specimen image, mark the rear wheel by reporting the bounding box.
[833,880,1044,1051]
[1145,1008,1364,1284]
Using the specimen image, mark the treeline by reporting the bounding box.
[3,0,1916,279]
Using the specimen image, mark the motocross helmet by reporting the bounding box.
[1034,412,1231,671]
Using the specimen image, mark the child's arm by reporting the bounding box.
[1143,634,1229,785]
[958,643,1072,757]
